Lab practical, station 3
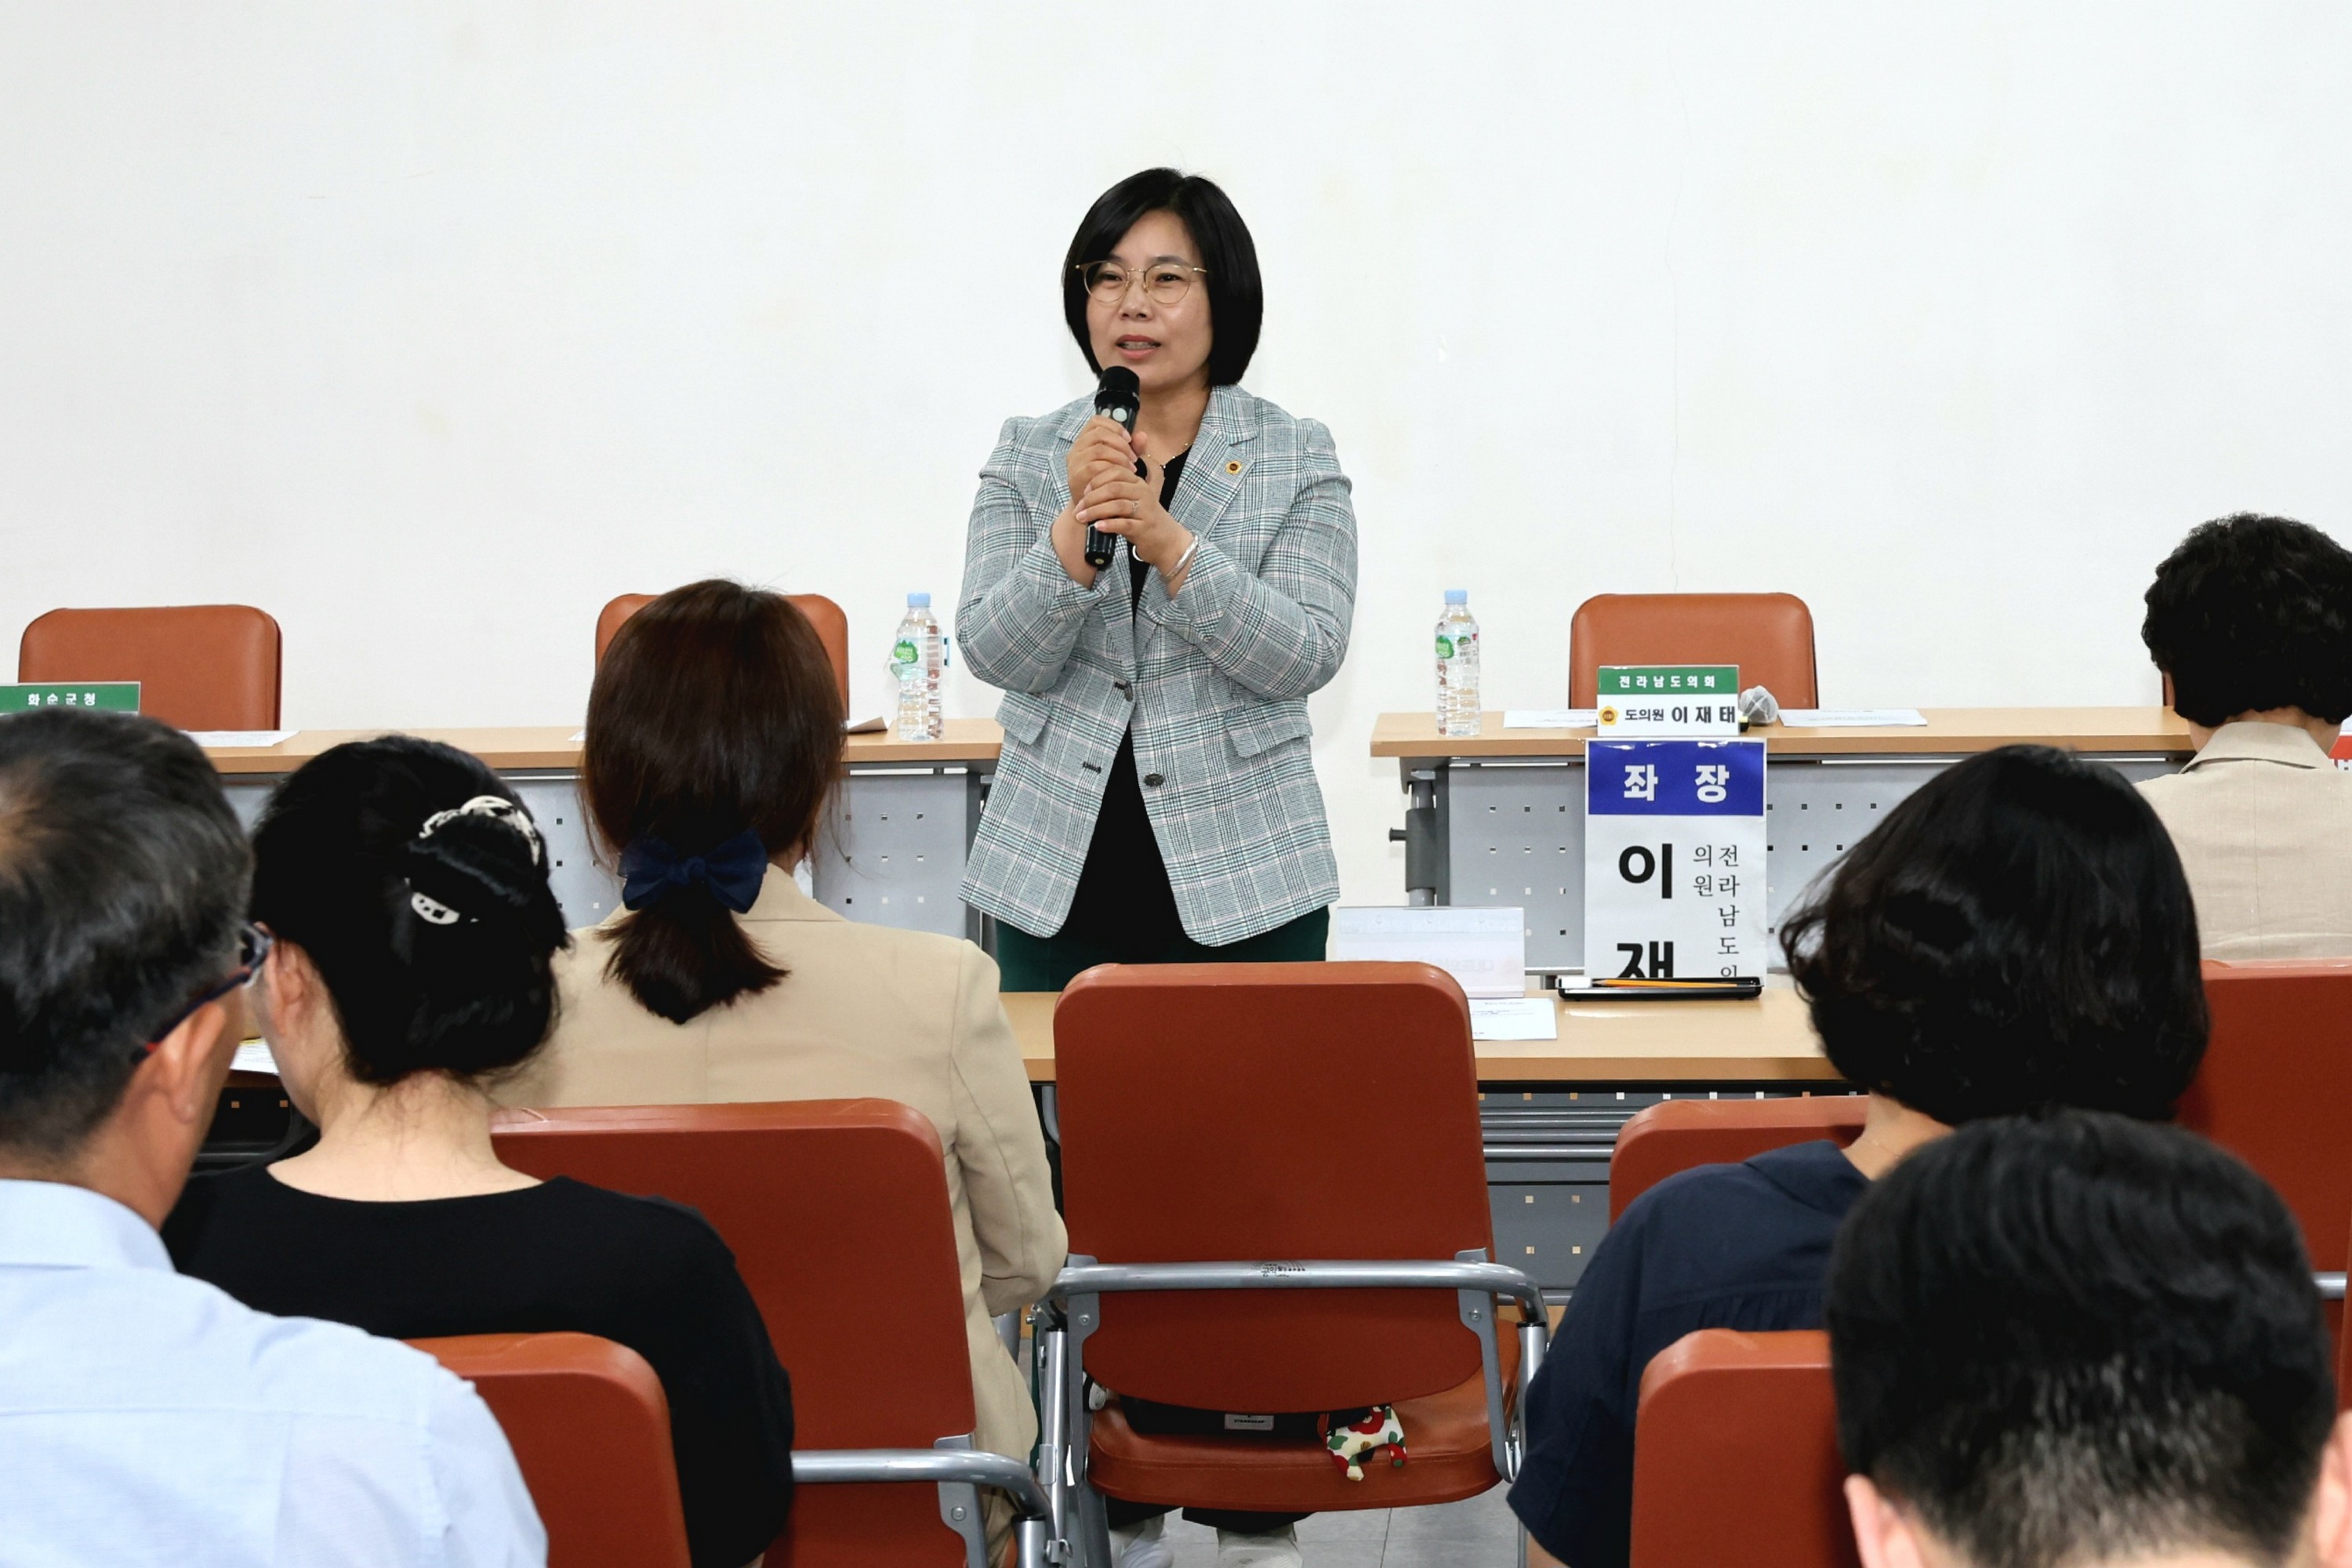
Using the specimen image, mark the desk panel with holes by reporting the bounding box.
[1427,754,2177,971]
[1481,1083,1865,1300]
[809,767,989,944]
[220,763,989,942]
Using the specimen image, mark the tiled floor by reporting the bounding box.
[1157,1486,1523,1567]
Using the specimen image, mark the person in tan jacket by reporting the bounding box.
[499,580,1065,1535]
[2137,513,2352,958]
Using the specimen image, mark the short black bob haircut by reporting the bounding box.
[251,735,568,1087]
[1828,1110,2334,1568]
[1780,744,2205,1126]
[0,710,249,1158]
[1062,168,1263,389]
[2143,512,2352,728]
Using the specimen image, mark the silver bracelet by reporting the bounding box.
[1167,536,1201,579]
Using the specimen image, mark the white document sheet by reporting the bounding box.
[230,1040,278,1076]
[1330,906,1526,998]
[1470,996,1559,1041]
[186,730,297,747]
[1503,710,1599,729]
[1775,709,1929,728]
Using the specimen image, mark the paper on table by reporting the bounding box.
[187,730,297,747]
[1330,906,1526,998]
[1503,710,1599,729]
[1470,996,1559,1041]
[1776,709,1929,728]
[230,1040,278,1076]
[844,716,887,735]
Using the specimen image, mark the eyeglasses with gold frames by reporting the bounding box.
[1076,259,1209,307]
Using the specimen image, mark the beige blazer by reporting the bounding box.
[2139,720,2352,960]
[500,867,1065,1468]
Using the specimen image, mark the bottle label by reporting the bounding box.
[892,639,919,666]
[1436,634,1455,660]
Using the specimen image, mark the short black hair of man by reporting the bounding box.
[1827,1110,2334,1568]
[1780,744,2206,1126]
[0,709,250,1157]
[2142,512,2352,728]
[1062,167,1264,389]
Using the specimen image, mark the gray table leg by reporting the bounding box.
[1389,766,1444,907]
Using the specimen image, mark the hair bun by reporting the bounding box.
[399,797,561,949]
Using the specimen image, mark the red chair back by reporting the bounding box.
[492,1100,975,1566]
[1056,962,1491,1413]
[1610,1098,1869,1221]
[19,604,281,729]
[1568,593,1818,708]
[2179,961,2352,1275]
[595,591,851,708]
[412,1332,690,1568]
[1631,1329,1854,1568]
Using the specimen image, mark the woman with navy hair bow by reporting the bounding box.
[503,579,1065,1548]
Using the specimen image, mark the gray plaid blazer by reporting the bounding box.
[956,383,1358,946]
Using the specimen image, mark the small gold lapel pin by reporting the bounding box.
[1225,459,1243,475]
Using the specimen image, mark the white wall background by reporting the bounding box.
[5,3,2349,910]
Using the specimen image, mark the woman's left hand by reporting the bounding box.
[1073,433,1196,586]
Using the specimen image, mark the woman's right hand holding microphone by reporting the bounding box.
[1052,416,1143,586]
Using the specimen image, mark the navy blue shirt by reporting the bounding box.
[1507,1139,1868,1567]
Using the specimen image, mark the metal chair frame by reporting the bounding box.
[790,1435,1057,1568]
[1036,1250,1548,1568]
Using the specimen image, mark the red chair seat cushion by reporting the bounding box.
[1088,1335,1517,1513]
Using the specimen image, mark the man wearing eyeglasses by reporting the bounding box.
[0,708,545,1566]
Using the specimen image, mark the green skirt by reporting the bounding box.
[993,906,1330,993]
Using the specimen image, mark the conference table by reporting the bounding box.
[203,720,1003,942]
[203,706,2194,1295]
[200,706,2194,971]
[1372,707,2195,971]
[200,706,2193,1080]
[1002,979,1835,1083]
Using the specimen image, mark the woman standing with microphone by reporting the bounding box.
[957,168,1358,997]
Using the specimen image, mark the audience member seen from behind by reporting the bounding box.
[0,710,544,1566]
[165,735,793,1568]
[2140,512,2352,956]
[1508,745,2210,1568]
[499,579,1065,1551]
[1829,1109,2352,1568]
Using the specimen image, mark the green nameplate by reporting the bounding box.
[1,682,141,713]
[1595,665,1737,737]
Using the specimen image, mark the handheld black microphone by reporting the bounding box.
[1084,366,1149,571]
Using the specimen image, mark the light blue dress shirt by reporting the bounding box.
[0,1178,546,1566]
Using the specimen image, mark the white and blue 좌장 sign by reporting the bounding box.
[1584,739,1769,979]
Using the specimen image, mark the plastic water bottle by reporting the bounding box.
[1436,589,1480,738]
[891,593,946,742]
